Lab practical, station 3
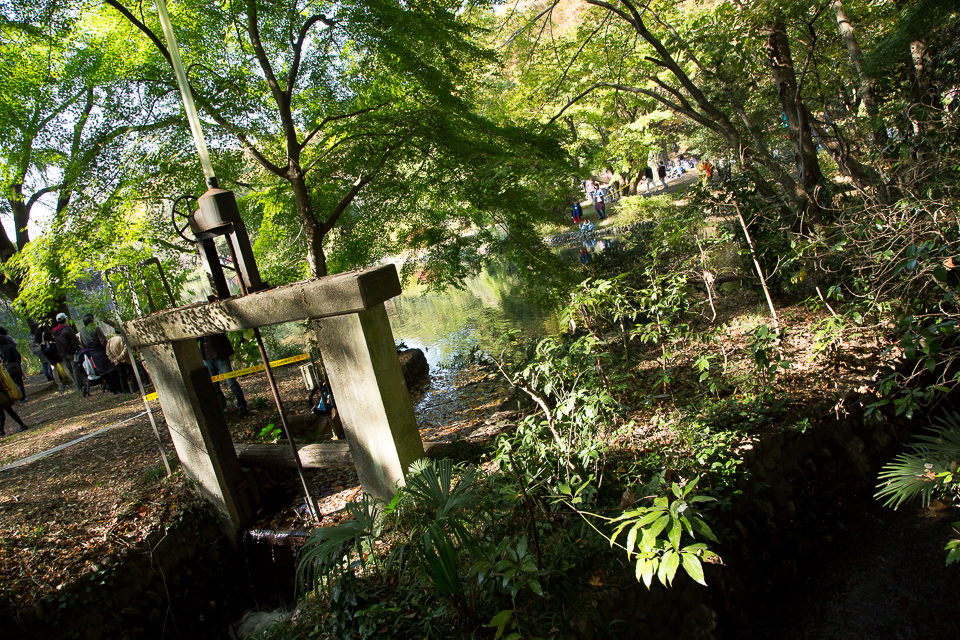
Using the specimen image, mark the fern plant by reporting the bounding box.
[296,459,483,602]
[296,493,383,595]
[875,413,960,508]
[876,412,960,565]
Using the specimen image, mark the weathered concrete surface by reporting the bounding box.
[123,265,402,348]
[138,340,254,538]
[235,440,453,469]
[127,263,423,527]
[314,305,425,499]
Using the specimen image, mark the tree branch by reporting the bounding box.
[300,101,391,148]
[104,0,287,178]
[246,0,299,164]
[286,14,334,95]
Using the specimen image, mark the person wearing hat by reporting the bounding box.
[52,313,84,394]
[78,313,120,394]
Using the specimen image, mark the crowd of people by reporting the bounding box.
[30,312,135,397]
[569,155,734,232]
[0,307,251,438]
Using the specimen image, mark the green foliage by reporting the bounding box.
[876,412,960,566]
[297,459,483,607]
[746,324,790,381]
[257,423,281,443]
[876,413,960,509]
[947,532,960,566]
[297,493,384,597]
[610,477,719,588]
[470,535,545,601]
[613,195,678,225]
[495,329,621,480]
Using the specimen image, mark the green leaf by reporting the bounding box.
[680,551,706,585]
[667,518,682,549]
[488,609,513,628]
[658,549,680,586]
[527,578,543,597]
[625,523,640,558]
[645,514,671,544]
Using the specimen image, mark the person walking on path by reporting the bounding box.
[643,166,655,193]
[593,189,607,220]
[199,322,248,417]
[657,163,669,190]
[106,335,137,394]
[52,313,84,394]
[37,325,68,392]
[0,328,26,401]
[78,314,121,394]
[0,374,27,437]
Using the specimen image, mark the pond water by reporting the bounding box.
[385,260,563,371]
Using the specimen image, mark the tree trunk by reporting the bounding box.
[289,174,327,277]
[907,39,942,147]
[766,21,826,224]
[831,0,885,144]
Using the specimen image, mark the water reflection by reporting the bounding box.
[386,261,561,371]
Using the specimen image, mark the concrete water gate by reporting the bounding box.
[123,265,425,535]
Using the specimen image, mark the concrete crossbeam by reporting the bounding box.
[125,264,423,532]
[123,265,401,348]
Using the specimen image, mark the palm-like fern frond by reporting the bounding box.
[296,493,382,594]
[876,413,960,509]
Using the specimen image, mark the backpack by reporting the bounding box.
[40,341,61,364]
[0,342,21,366]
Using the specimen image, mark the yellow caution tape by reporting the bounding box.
[142,353,310,402]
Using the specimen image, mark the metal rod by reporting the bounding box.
[104,268,172,477]
[136,263,157,313]
[119,266,144,317]
[225,241,321,524]
[154,0,216,182]
[137,258,177,312]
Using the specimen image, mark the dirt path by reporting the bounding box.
[0,359,513,619]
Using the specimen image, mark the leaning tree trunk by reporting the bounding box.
[290,174,328,278]
[831,0,886,145]
[906,38,943,167]
[766,21,826,226]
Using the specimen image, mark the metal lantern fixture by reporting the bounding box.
[171,183,267,299]
[154,0,319,523]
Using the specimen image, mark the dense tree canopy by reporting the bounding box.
[0,4,179,311]
[105,0,572,282]
[1,0,575,317]
[2,0,958,319]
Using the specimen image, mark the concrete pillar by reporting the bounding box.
[139,339,253,538]
[314,304,424,499]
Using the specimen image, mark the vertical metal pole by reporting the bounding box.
[104,268,172,477]
[137,258,178,312]
[224,242,321,524]
[136,262,157,313]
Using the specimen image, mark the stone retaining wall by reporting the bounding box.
[4,507,248,640]
[577,393,912,640]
